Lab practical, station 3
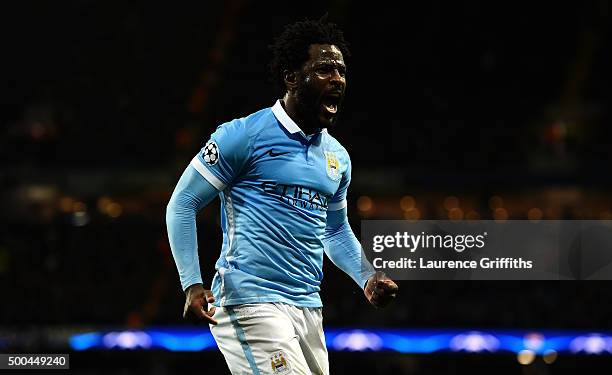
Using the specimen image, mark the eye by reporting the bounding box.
[316,66,333,75]
[315,65,346,78]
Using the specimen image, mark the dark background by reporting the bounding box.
[2,1,612,373]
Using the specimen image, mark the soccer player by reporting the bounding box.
[166,18,398,374]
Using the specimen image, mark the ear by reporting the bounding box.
[283,70,298,91]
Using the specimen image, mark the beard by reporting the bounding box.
[294,79,343,130]
[295,82,321,125]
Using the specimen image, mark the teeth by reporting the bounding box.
[324,104,337,114]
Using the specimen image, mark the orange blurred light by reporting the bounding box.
[357,196,373,212]
[527,208,543,221]
[73,201,87,213]
[543,350,558,364]
[517,350,535,365]
[97,197,112,213]
[489,196,503,210]
[443,196,459,210]
[448,208,464,220]
[493,208,508,221]
[59,197,74,213]
[107,203,123,218]
[403,208,421,221]
[400,196,415,211]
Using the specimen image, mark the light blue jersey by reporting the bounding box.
[190,101,351,307]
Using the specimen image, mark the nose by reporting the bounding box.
[330,69,345,86]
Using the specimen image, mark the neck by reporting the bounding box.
[281,93,319,135]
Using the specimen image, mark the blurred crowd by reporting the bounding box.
[3,190,612,331]
[2,1,612,331]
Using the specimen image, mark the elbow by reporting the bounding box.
[166,187,186,224]
[325,219,349,238]
[166,192,197,227]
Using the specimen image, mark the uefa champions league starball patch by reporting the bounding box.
[202,140,219,165]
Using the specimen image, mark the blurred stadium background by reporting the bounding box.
[2,1,612,373]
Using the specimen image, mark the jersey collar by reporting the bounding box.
[272,100,302,134]
[271,100,327,140]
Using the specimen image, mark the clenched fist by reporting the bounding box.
[364,271,398,308]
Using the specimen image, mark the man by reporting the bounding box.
[166,18,398,374]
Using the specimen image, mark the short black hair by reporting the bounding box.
[269,17,350,91]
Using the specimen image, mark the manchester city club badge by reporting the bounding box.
[324,151,341,181]
[270,350,291,374]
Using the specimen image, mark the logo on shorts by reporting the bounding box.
[202,140,219,165]
[270,350,291,374]
[324,151,341,181]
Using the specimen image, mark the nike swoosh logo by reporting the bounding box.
[267,150,290,157]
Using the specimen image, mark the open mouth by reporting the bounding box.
[322,94,341,115]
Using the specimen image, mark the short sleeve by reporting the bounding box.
[328,152,351,211]
[190,119,252,190]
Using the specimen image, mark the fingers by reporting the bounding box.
[204,306,218,325]
[371,291,393,308]
[205,291,216,304]
[370,276,398,308]
[185,302,218,325]
[376,279,399,293]
[183,290,218,325]
[202,291,217,324]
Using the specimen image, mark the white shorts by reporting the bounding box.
[210,303,329,375]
